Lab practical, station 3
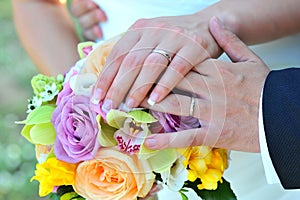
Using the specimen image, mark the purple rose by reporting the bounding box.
[150,111,201,133]
[52,87,99,163]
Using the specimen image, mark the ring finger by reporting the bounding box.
[124,45,176,108]
[140,93,211,121]
[147,43,210,104]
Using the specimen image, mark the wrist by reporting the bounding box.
[196,1,242,41]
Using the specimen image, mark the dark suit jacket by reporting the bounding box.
[263,68,300,189]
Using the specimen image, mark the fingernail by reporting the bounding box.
[91,88,103,104]
[145,138,157,149]
[102,99,112,113]
[126,98,136,108]
[118,102,131,112]
[147,93,159,106]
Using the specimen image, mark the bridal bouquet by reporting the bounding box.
[17,35,236,200]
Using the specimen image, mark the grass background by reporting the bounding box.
[0,1,45,199]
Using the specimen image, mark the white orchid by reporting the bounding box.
[160,154,188,192]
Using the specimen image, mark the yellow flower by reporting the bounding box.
[30,157,77,196]
[181,146,228,190]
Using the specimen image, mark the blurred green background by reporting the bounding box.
[0,1,45,199]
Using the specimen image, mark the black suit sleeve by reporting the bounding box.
[262,68,300,189]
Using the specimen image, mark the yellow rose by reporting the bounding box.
[74,147,155,200]
[82,35,122,75]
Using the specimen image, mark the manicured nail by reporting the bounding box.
[91,88,104,104]
[102,99,112,113]
[145,138,157,149]
[126,98,136,108]
[147,92,159,106]
[118,102,131,112]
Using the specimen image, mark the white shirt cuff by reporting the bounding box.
[259,89,281,184]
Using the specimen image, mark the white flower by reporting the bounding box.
[64,59,85,83]
[40,83,59,102]
[160,155,188,191]
[27,96,43,113]
[69,73,97,96]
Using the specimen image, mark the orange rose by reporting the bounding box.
[82,35,122,75]
[74,147,155,200]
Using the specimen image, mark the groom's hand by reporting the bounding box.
[143,17,270,152]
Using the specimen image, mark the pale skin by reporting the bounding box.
[12,0,106,75]
[70,0,107,40]
[91,0,300,113]
[12,0,79,75]
[142,17,270,152]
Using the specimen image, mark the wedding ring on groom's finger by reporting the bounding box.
[189,96,196,117]
[151,49,172,63]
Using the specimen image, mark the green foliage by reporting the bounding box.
[49,186,84,200]
[183,178,237,200]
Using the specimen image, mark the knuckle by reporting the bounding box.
[122,54,143,71]
[190,33,204,45]
[144,54,165,65]
[170,58,190,75]
[131,18,150,29]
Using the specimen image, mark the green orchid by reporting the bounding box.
[17,105,56,145]
[97,109,177,173]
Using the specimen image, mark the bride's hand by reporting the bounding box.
[142,17,270,152]
[91,13,222,112]
[70,0,107,40]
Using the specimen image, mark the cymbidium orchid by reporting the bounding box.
[97,109,178,174]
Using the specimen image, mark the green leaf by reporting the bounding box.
[30,122,56,145]
[106,109,129,129]
[61,192,85,200]
[184,178,237,200]
[49,185,84,200]
[179,190,189,200]
[97,115,118,147]
[26,105,55,125]
[128,110,157,123]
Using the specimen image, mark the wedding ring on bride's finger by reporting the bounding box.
[151,49,172,63]
[189,96,196,117]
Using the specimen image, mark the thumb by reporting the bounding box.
[209,16,258,63]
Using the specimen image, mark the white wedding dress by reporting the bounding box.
[93,0,300,199]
